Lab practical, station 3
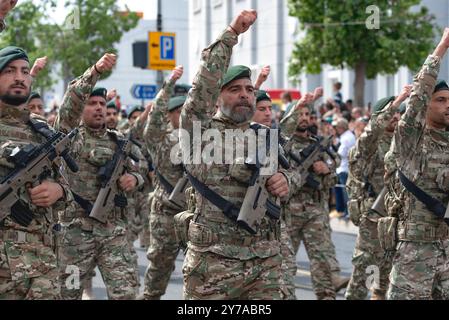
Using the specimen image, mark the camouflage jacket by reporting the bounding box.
[54,66,143,235]
[347,102,395,220]
[180,29,297,260]
[385,54,449,231]
[283,133,339,217]
[143,78,184,211]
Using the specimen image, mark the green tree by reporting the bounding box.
[288,0,437,107]
[55,0,139,88]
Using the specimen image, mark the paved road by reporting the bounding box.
[89,219,357,300]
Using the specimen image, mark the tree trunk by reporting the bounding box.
[354,61,366,108]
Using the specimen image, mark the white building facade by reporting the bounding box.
[188,0,449,106]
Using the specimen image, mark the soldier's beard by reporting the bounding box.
[0,93,29,106]
[220,101,255,124]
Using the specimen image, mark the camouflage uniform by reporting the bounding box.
[142,78,184,299]
[179,29,301,300]
[0,107,73,300]
[345,101,396,299]
[279,105,341,300]
[384,55,449,300]
[54,66,143,300]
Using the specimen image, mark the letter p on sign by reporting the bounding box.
[161,36,175,60]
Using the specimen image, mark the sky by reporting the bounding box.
[46,0,158,24]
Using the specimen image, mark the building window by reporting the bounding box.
[193,0,202,13]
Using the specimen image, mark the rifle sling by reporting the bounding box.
[72,192,93,215]
[155,169,175,194]
[185,171,280,222]
[398,170,446,219]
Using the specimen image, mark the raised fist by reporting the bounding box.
[95,53,117,74]
[0,0,18,18]
[170,65,184,82]
[313,87,324,101]
[30,56,48,78]
[228,9,257,35]
[296,92,314,109]
[107,89,117,102]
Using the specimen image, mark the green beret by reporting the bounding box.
[127,105,145,119]
[168,95,187,112]
[106,100,117,110]
[173,84,192,97]
[434,79,449,94]
[256,90,272,103]
[27,91,41,102]
[0,46,29,72]
[372,96,395,114]
[399,103,406,115]
[90,87,107,99]
[222,65,251,89]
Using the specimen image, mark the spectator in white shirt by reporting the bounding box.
[333,118,356,218]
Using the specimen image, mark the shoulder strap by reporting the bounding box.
[27,118,54,140]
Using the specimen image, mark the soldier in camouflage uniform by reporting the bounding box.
[279,88,341,300]
[345,86,411,300]
[383,29,449,300]
[0,46,73,299]
[55,53,144,300]
[179,10,301,300]
[252,67,297,300]
[141,66,186,300]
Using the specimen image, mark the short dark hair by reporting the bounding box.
[334,82,342,90]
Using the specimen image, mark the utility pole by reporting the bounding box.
[156,0,164,90]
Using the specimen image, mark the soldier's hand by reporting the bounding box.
[107,89,117,101]
[313,161,330,175]
[255,65,270,89]
[296,92,314,109]
[313,87,324,101]
[30,56,48,78]
[119,174,138,192]
[29,181,64,208]
[395,84,412,103]
[266,173,289,198]
[0,0,17,18]
[170,65,184,81]
[95,53,117,74]
[228,9,257,35]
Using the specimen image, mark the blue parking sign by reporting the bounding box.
[160,36,175,60]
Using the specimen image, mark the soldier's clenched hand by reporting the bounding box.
[228,9,257,35]
[313,87,324,101]
[266,173,289,197]
[30,56,48,78]
[296,92,314,110]
[170,65,184,81]
[29,181,64,208]
[119,174,138,192]
[95,53,117,74]
[313,161,330,175]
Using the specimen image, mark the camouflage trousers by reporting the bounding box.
[183,249,283,300]
[323,210,341,274]
[0,238,60,300]
[387,241,449,300]
[58,224,138,300]
[346,215,391,300]
[287,209,336,300]
[143,199,180,299]
[280,219,297,300]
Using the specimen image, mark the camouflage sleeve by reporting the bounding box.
[143,78,176,144]
[347,146,365,200]
[54,66,100,133]
[180,29,238,135]
[279,168,303,200]
[394,54,440,164]
[128,116,146,140]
